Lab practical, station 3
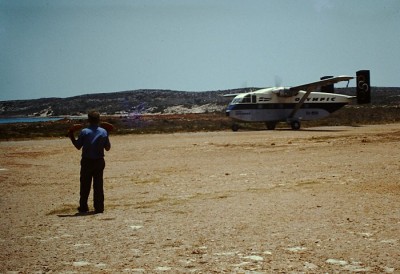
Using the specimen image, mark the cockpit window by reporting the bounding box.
[242,94,251,103]
[230,94,255,104]
[231,98,241,104]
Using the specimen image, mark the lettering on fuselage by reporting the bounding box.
[295,97,336,102]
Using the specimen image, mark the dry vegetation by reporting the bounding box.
[1,105,400,140]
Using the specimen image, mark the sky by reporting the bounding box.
[1,0,399,101]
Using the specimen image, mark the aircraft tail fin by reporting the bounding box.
[356,70,371,104]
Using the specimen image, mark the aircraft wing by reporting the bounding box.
[288,75,353,119]
[223,75,353,100]
[223,93,241,97]
[289,75,354,92]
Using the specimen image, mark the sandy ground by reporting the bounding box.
[0,124,399,273]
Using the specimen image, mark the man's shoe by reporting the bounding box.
[78,207,89,213]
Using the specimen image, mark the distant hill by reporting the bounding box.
[1,87,399,117]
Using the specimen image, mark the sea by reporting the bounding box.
[0,117,64,124]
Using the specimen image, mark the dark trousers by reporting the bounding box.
[79,158,105,212]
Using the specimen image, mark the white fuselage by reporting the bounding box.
[226,87,354,122]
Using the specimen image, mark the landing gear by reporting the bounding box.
[265,121,277,130]
[231,124,239,132]
[290,120,301,130]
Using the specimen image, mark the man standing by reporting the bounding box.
[68,110,111,214]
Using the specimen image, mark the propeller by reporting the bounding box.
[274,75,283,87]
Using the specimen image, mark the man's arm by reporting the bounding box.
[68,131,82,150]
[104,136,111,151]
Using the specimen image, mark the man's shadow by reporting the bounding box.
[57,211,98,217]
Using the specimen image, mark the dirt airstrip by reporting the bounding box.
[0,124,399,273]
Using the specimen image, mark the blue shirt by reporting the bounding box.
[73,125,111,159]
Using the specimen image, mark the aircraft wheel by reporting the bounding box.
[291,120,301,130]
[232,124,239,132]
[266,122,276,130]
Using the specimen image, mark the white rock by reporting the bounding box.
[214,252,236,256]
[73,261,90,267]
[155,266,172,271]
[73,243,91,247]
[343,264,372,272]
[123,268,145,272]
[326,258,348,266]
[304,262,319,269]
[383,266,395,273]
[380,239,397,244]
[242,255,264,261]
[287,246,306,252]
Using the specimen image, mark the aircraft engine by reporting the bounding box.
[320,76,334,93]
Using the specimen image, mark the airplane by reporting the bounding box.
[225,70,371,131]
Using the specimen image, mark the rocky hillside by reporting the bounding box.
[1,87,399,117]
